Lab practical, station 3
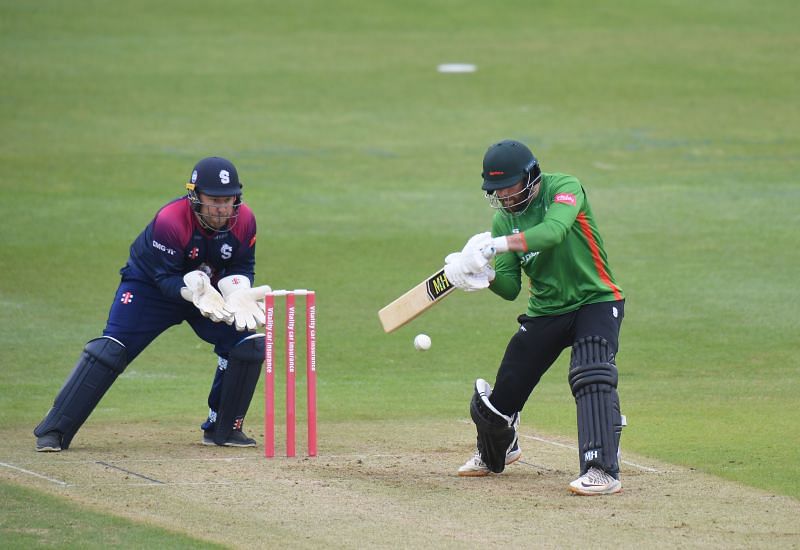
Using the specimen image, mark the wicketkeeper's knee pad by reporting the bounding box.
[569,336,623,477]
[213,334,264,444]
[34,337,128,449]
[469,378,517,473]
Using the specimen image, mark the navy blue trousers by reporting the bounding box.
[102,278,256,429]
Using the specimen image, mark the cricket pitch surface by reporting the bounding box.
[2,420,799,548]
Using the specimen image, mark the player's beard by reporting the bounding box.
[205,212,228,229]
[502,181,535,215]
[486,174,540,216]
[197,207,235,231]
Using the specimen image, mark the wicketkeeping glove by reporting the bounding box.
[180,271,232,323]
[444,253,494,292]
[218,275,272,331]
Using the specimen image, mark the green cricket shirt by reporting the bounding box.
[489,172,624,316]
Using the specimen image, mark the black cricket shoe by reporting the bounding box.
[202,429,256,447]
[36,431,63,452]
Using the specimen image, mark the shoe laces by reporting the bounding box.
[468,450,486,467]
[584,467,614,485]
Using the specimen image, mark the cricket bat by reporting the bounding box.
[378,268,455,333]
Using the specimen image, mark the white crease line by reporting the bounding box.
[620,460,659,473]
[1,455,394,466]
[15,480,282,489]
[0,461,69,486]
[64,481,245,488]
[2,457,258,466]
[522,434,575,450]
[459,419,660,472]
[521,434,659,473]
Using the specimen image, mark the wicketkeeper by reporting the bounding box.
[445,140,626,495]
[35,157,270,451]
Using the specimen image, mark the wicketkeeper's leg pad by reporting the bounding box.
[569,336,624,477]
[34,337,128,449]
[469,378,517,474]
[213,334,264,445]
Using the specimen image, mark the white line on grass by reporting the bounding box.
[520,434,659,473]
[458,419,660,473]
[0,461,69,486]
[3,456,257,465]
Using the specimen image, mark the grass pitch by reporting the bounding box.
[2,422,799,548]
[1,0,799,546]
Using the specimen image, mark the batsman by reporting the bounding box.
[446,139,626,495]
[34,157,270,451]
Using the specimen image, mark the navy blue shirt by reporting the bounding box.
[121,196,257,300]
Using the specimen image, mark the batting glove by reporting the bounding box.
[218,275,272,331]
[460,231,495,273]
[444,253,494,292]
[180,270,232,323]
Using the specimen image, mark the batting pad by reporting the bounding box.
[469,379,516,473]
[569,336,623,477]
[213,334,264,444]
[34,337,128,449]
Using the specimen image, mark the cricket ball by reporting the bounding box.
[414,334,431,351]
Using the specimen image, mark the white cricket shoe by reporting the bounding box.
[457,438,522,477]
[569,467,622,495]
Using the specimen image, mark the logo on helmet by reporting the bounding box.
[488,171,505,176]
[219,170,230,184]
[191,170,198,183]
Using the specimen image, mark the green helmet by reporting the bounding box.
[481,140,539,191]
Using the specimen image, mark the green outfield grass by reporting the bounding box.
[0,483,223,549]
[1,0,798,544]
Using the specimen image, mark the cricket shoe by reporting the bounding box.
[35,431,63,452]
[203,429,257,447]
[457,438,522,477]
[569,467,622,495]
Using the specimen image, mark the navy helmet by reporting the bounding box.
[187,156,242,197]
[185,157,243,231]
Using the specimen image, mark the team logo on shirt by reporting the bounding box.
[220,243,233,260]
[188,247,199,260]
[120,291,134,304]
[520,251,539,267]
[554,193,576,206]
